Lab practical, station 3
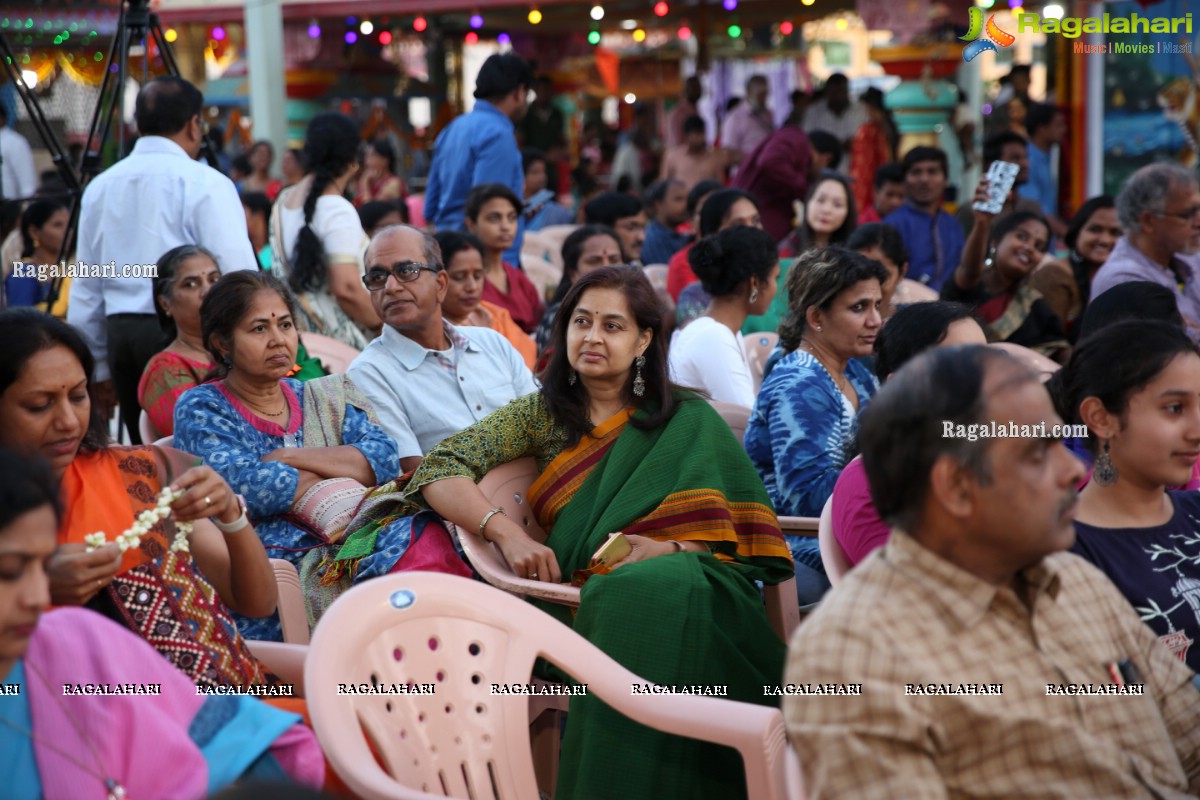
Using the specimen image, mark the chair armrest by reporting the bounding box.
[247,640,307,697]
[452,523,582,607]
[778,516,819,538]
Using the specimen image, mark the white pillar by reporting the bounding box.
[1085,1,1105,197]
[960,55,983,205]
[244,0,288,155]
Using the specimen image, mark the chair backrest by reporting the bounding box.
[406,193,426,228]
[744,332,778,392]
[521,231,565,270]
[893,278,939,305]
[817,496,851,586]
[154,435,174,448]
[305,573,791,800]
[709,400,752,446]
[519,254,562,303]
[303,333,362,375]
[138,409,161,445]
[988,342,1060,382]
[271,558,310,645]
[642,264,669,291]
[534,224,579,251]
[478,459,547,544]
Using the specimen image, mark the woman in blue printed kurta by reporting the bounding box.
[172,272,400,641]
[744,247,886,605]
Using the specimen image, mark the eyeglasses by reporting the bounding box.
[362,261,440,291]
[1155,206,1200,221]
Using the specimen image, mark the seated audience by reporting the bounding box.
[884,146,964,289]
[665,179,723,302]
[745,248,886,603]
[942,191,1068,359]
[830,302,986,566]
[856,162,905,224]
[0,309,276,684]
[846,222,911,318]
[1052,320,1200,671]
[174,271,403,639]
[640,178,690,265]
[535,225,624,355]
[137,245,220,437]
[270,113,379,349]
[435,230,537,369]
[0,449,323,797]
[354,139,406,208]
[674,189,764,327]
[464,183,543,334]
[357,199,409,239]
[778,172,857,258]
[584,192,647,264]
[241,191,273,271]
[347,226,536,472]
[669,225,779,407]
[785,344,1200,797]
[521,148,575,231]
[1091,162,1200,337]
[1030,195,1120,340]
[361,265,793,800]
[7,199,69,314]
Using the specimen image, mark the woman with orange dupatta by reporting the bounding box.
[343,266,794,800]
[0,308,278,689]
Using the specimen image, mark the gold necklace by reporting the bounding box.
[0,661,129,799]
[226,382,287,418]
[800,340,852,395]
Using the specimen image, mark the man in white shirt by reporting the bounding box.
[0,105,37,201]
[348,225,537,472]
[804,73,868,172]
[68,76,255,443]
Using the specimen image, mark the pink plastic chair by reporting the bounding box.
[303,333,362,374]
[406,194,426,228]
[817,496,852,586]
[709,400,753,447]
[988,341,1060,382]
[270,558,311,645]
[246,640,308,696]
[304,571,797,800]
[138,409,162,445]
[743,332,778,392]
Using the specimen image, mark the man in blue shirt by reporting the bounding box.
[1018,103,1068,240]
[640,178,690,265]
[883,147,964,290]
[425,53,533,265]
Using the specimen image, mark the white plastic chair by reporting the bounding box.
[708,400,752,447]
[817,495,852,586]
[138,409,162,445]
[303,333,361,374]
[988,341,1061,382]
[304,571,797,800]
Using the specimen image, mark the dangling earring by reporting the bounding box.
[222,353,233,369]
[568,370,577,386]
[1092,440,1118,486]
[749,285,759,305]
[984,247,996,269]
[32,237,41,250]
[632,355,646,397]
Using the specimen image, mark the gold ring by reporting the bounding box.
[204,496,213,507]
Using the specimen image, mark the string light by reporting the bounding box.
[780,21,794,35]
[164,28,178,42]
[723,0,737,9]
[307,23,320,38]
[498,32,511,44]
[588,29,601,44]
[344,31,357,43]
[677,26,691,40]
[379,30,393,44]
[633,28,646,41]
[528,9,543,24]
[801,0,815,6]
[835,17,848,29]
[654,2,669,17]
[469,14,483,28]
[465,30,479,43]
[624,92,637,103]
[413,16,427,31]
[590,4,605,21]
[727,24,741,37]
[360,20,374,34]
[212,26,225,40]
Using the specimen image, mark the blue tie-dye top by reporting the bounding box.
[745,348,879,519]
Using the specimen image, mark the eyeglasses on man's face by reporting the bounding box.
[362,261,440,291]
[1155,205,1200,222]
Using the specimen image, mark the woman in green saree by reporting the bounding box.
[393,265,792,799]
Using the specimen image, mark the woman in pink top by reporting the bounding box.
[830,302,986,565]
[465,183,544,334]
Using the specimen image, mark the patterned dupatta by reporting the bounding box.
[978,282,1069,358]
[528,397,793,582]
[59,447,265,688]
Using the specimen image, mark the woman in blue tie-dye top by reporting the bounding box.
[745,247,887,605]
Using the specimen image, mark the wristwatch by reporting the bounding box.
[212,494,249,534]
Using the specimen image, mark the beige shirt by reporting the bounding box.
[784,532,1200,799]
[659,145,732,192]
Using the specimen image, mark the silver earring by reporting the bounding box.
[749,287,759,304]
[815,325,822,332]
[1092,440,1118,486]
[568,370,577,386]
[985,248,996,269]
[632,355,646,397]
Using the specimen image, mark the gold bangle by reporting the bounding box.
[479,507,506,541]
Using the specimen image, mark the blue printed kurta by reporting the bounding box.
[174,377,399,641]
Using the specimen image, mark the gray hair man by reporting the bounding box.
[1091,162,1200,335]
[346,225,536,472]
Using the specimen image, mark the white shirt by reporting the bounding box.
[0,126,37,201]
[669,315,755,408]
[347,321,538,459]
[804,100,869,171]
[68,136,256,381]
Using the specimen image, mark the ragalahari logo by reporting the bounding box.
[961,7,1016,62]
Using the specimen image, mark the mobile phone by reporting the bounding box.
[973,160,1020,215]
[590,532,632,567]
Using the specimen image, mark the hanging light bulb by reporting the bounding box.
[379,30,393,44]
[307,22,320,38]
[498,32,511,44]
[413,16,427,31]
[723,0,737,10]
[164,27,178,42]
[588,29,601,44]
[677,25,691,40]
[633,28,646,42]
[465,30,479,43]
[780,20,794,35]
[469,14,484,28]
[528,9,543,24]
[624,93,637,104]
[654,2,670,17]
[727,24,741,37]
[590,4,605,21]
[360,20,373,34]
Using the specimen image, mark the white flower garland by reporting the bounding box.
[83,487,195,555]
